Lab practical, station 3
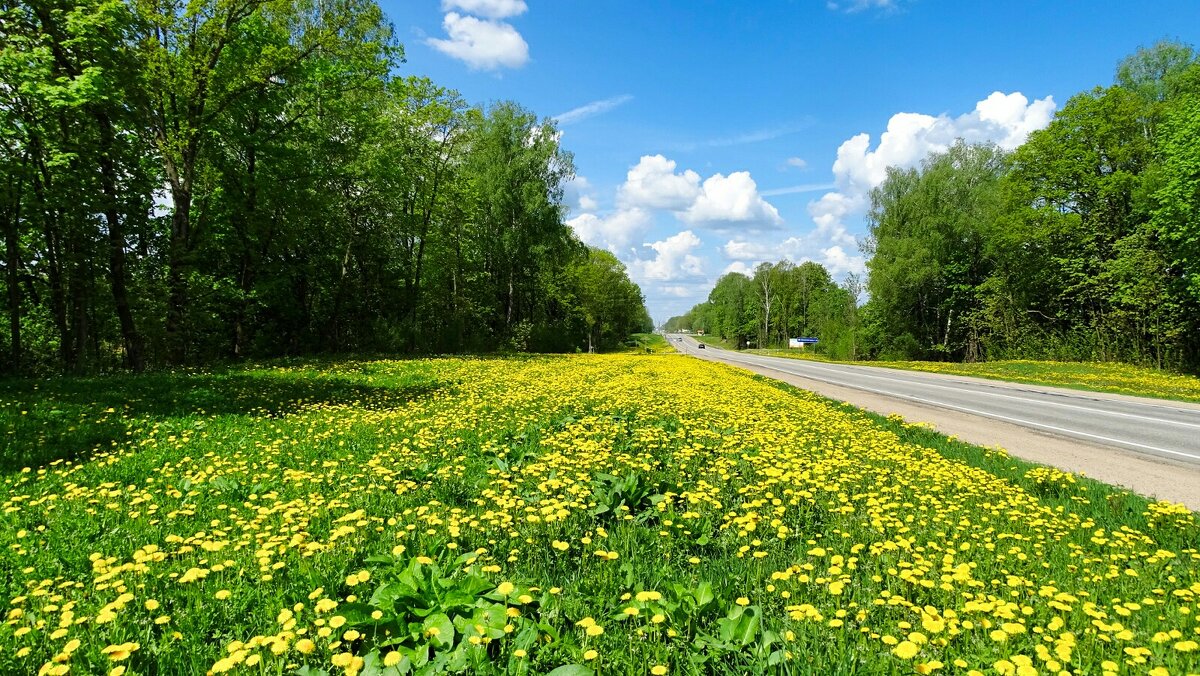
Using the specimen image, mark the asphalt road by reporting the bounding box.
[670,334,1200,467]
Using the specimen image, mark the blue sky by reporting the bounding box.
[384,0,1200,324]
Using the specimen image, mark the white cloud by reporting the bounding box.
[722,260,756,276]
[658,285,694,298]
[618,155,702,211]
[616,155,783,230]
[760,182,837,197]
[628,230,705,283]
[554,95,633,126]
[786,157,808,170]
[567,208,651,253]
[820,245,865,275]
[722,239,774,261]
[802,90,1057,260]
[721,235,865,278]
[562,176,596,214]
[832,91,1056,198]
[681,172,784,229]
[827,0,901,13]
[441,0,526,19]
[632,91,1054,323]
[426,12,529,70]
[974,91,1057,150]
[806,191,861,248]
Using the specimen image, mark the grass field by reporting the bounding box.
[747,350,1200,405]
[621,334,676,354]
[1,355,1198,675]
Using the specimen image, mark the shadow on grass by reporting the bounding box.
[0,370,445,472]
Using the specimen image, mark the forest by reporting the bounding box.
[663,262,864,359]
[668,41,1200,369]
[0,0,651,374]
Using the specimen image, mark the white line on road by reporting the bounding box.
[723,351,1200,430]
[680,341,1200,462]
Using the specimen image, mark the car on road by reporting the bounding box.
[697,343,705,349]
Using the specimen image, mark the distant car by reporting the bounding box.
[697,343,706,349]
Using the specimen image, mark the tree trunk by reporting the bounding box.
[96,114,144,371]
[30,153,71,368]
[159,118,201,364]
[233,255,253,358]
[67,232,88,373]
[452,218,463,351]
[232,138,258,359]
[330,231,355,350]
[2,189,20,373]
[506,272,514,329]
[165,230,186,361]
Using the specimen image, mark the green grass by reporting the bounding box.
[753,374,1171,531]
[619,333,676,354]
[1,355,1197,675]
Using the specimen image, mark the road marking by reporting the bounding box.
[721,350,1200,430]
[677,339,1200,462]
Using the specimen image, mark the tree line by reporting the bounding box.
[670,41,1200,370]
[0,0,651,374]
[663,262,865,360]
[865,40,1200,367]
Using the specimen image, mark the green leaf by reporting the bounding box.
[512,624,539,652]
[545,666,594,676]
[422,612,455,649]
[535,620,561,642]
[370,582,405,611]
[337,602,381,625]
[717,605,760,646]
[446,643,469,671]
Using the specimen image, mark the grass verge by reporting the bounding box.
[619,333,676,354]
[1,354,1197,675]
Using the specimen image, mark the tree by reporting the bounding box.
[461,102,576,349]
[132,0,396,362]
[865,142,1007,360]
[570,247,646,352]
[0,0,668,371]
[753,262,777,348]
[1002,86,1164,363]
[1151,61,1200,364]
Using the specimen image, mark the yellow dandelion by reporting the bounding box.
[892,641,920,660]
